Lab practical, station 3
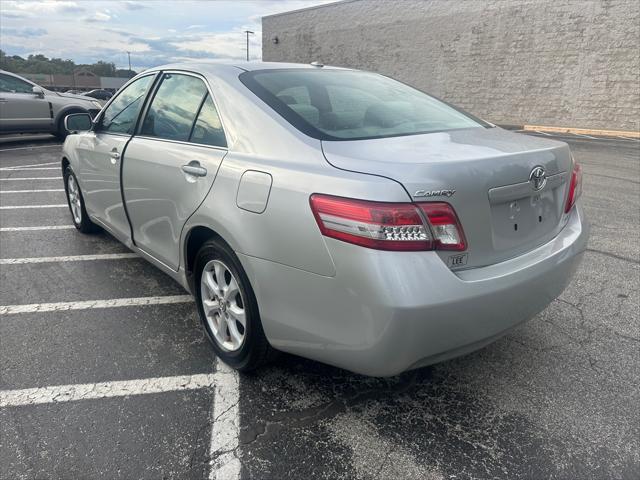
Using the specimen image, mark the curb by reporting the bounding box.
[500,124,639,139]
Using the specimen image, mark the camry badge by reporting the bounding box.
[413,189,456,198]
[529,166,547,191]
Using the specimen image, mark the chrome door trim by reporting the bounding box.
[133,134,228,152]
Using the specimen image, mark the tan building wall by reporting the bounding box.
[262,0,640,132]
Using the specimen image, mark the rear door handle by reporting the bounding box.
[181,161,207,177]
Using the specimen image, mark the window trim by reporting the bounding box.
[239,68,492,142]
[134,69,229,150]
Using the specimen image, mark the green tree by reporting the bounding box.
[0,51,135,76]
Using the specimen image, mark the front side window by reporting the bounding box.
[240,69,487,141]
[0,74,34,94]
[99,75,154,135]
[140,73,208,142]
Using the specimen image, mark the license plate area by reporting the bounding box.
[488,173,566,251]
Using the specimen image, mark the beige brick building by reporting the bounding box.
[262,0,640,132]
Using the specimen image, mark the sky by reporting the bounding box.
[0,0,336,70]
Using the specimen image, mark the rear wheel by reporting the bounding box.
[194,238,275,372]
[63,166,100,234]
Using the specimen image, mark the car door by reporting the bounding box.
[74,73,156,241]
[123,71,228,270]
[0,73,51,132]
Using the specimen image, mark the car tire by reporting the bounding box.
[63,166,100,234]
[194,238,276,372]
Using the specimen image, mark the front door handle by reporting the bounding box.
[109,149,120,165]
[181,161,207,177]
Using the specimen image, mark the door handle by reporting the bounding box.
[181,162,207,177]
[109,150,120,165]
[0,98,7,103]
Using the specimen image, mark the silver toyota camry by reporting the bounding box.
[61,62,588,376]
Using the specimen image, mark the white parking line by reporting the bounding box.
[0,144,62,152]
[209,360,241,480]
[0,177,63,181]
[0,204,67,210]
[0,294,192,315]
[0,189,65,193]
[0,253,138,265]
[0,373,216,407]
[0,167,59,171]
[0,225,75,232]
[0,161,58,169]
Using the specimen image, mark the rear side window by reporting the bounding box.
[100,75,154,134]
[190,94,227,148]
[240,69,487,141]
[0,73,34,93]
[140,73,207,142]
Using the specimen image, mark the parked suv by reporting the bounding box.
[0,70,102,139]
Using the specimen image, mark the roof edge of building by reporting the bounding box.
[262,0,359,20]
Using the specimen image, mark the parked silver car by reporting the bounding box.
[61,62,588,376]
[0,70,102,139]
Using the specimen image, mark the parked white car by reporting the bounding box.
[0,70,102,139]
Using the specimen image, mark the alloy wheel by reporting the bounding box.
[200,259,246,352]
[67,175,82,224]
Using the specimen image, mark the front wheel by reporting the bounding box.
[63,166,100,234]
[194,238,275,372]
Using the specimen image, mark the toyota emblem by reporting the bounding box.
[529,166,547,191]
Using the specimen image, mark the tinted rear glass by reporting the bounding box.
[240,69,486,141]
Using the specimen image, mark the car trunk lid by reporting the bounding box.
[321,127,573,269]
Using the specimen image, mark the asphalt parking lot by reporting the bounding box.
[0,133,638,480]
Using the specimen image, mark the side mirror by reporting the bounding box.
[32,86,45,98]
[64,113,93,134]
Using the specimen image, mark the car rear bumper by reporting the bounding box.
[239,203,589,377]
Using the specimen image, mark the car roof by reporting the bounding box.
[142,61,351,75]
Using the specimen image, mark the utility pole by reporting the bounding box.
[126,51,131,73]
[244,31,254,61]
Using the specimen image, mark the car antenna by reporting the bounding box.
[310,61,324,68]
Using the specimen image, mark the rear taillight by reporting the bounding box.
[309,194,466,252]
[418,203,467,251]
[564,161,583,213]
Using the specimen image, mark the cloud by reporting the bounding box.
[1,10,29,18]
[84,11,111,22]
[3,1,84,13]
[123,1,147,10]
[2,27,48,37]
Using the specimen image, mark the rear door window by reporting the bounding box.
[140,73,207,142]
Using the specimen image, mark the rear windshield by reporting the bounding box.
[240,69,487,141]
